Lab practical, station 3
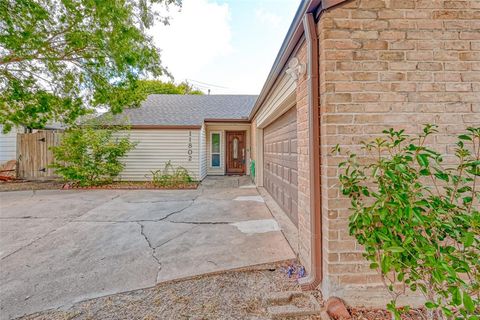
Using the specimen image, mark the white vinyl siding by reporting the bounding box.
[256,72,296,128]
[198,124,207,180]
[118,129,201,181]
[0,125,19,163]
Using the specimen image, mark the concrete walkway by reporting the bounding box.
[0,177,295,319]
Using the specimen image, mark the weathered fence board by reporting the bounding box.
[17,131,61,180]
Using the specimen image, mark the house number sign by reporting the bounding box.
[188,131,193,161]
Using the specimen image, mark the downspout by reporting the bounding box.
[299,12,322,291]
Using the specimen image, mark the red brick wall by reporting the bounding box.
[318,0,479,306]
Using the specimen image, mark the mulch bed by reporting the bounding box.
[0,180,64,192]
[64,181,199,190]
[0,180,198,192]
[348,307,427,320]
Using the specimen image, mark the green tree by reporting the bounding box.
[139,80,203,95]
[0,0,179,132]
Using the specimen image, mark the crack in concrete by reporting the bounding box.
[0,194,123,261]
[132,193,202,282]
[126,199,195,204]
[156,198,197,221]
[1,191,217,264]
[167,220,231,225]
[153,226,197,249]
[1,193,202,263]
[0,226,61,261]
[207,260,218,267]
[137,222,162,267]
[0,216,67,220]
[69,193,201,224]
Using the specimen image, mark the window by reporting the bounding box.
[233,138,239,159]
[211,132,221,167]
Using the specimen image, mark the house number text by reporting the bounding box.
[188,131,193,161]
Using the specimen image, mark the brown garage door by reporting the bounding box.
[263,107,298,226]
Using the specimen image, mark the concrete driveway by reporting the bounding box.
[0,177,295,319]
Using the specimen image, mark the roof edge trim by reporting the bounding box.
[248,0,349,120]
[129,125,202,130]
[204,118,251,123]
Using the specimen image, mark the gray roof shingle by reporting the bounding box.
[108,94,258,126]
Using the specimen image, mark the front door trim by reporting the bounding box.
[225,131,246,175]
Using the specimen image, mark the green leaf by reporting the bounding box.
[441,307,453,317]
[416,154,429,167]
[419,169,431,176]
[452,287,461,306]
[381,255,391,273]
[458,134,472,141]
[434,171,449,182]
[386,246,405,253]
[425,301,436,309]
[463,293,475,313]
[377,233,390,241]
[463,233,474,247]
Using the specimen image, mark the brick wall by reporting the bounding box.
[318,0,479,306]
[295,41,314,273]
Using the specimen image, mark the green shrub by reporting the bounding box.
[334,125,479,320]
[51,126,136,186]
[150,161,193,188]
[250,159,256,179]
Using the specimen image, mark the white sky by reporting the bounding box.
[149,0,299,94]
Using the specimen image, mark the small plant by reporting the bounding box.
[250,159,256,179]
[150,161,193,188]
[334,125,479,320]
[51,126,136,186]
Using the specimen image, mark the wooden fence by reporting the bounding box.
[17,131,61,180]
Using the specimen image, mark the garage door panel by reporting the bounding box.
[264,107,298,226]
[291,170,298,186]
[290,139,297,153]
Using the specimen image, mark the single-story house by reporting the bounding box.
[111,0,478,307]
[2,0,477,308]
[109,94,257,181]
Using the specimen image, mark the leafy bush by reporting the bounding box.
[334,125,479,320]
[150,161,193,187]
[250,159,256,178]
[51,126,136,186]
